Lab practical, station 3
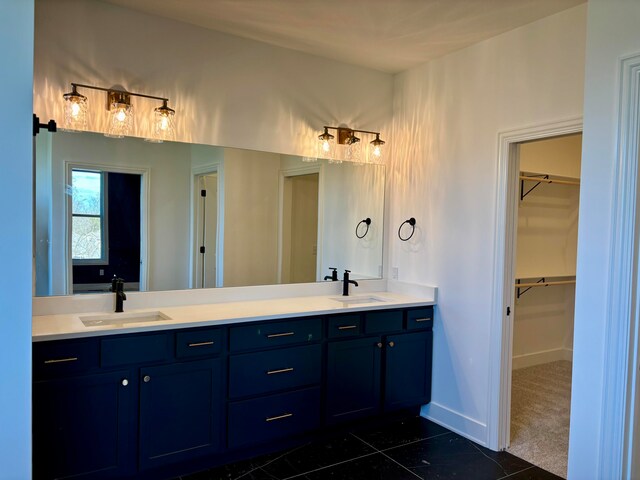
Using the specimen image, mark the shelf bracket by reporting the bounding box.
[520,175,549,200]
[516,278,545,299]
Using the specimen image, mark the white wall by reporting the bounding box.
[569,1,640,477]
[0,1,33,477]
[33,0,393,159]
[390,5,586,444]
[222,148,280,287]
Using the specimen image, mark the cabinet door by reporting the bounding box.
[326,336,381,424]
[384,331,433,411]
[139,358,223,470]
[33,370,135,480]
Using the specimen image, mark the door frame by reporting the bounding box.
[488,117,582,451]
[607,53,640,480]
[64,162,150,294]
[277,164,323,283]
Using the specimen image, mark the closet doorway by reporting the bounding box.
[506,133,582,478]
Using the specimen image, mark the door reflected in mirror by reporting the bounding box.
[34,131,385,296]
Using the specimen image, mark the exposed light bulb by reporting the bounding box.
[160,115,169,131]
[372,145,382,157]
[322,140,331,152]
[116,109,126,122]
[71,102,81,117]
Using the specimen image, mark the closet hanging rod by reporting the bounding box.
[515,277,576,298]
[519,175,580,186]
[520,174,580,200]
[515,279,576,288]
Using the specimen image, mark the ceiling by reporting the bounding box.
[102,0,586,73]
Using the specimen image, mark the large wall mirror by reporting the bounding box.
[34,131,385,296]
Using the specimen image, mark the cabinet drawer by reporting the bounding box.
[101,333,172,367]
[176,328,222,358]
[406,307,434,330]
[229,317,322,352]
[228,387,321,448]
[327,314,361,338]
[33,339,99,378]
[364,310,403,334]
[229,344,321,398]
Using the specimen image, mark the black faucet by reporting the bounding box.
[324,267,338,281]
[342,270,359,296]
[111,278,126,313]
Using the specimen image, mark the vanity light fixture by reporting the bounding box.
[105,90,134,138]
[62,83,176,141]
[318,126,335,160]
[62,85,87,131]
[370,133,385,161]
[318,126,385,163]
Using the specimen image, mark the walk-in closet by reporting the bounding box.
[508,133,582,479]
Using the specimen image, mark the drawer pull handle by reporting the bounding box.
[143,375,151,383]
[337,325,357,330]
[265,413,293,422]
[377,342,383,348]
[121,379,129,387]
[267,367,294,375]
[267,332,295,338]
[44,357,78,364]
[388,341,395,348]
[188,341,215,347]
[414,317,432,322]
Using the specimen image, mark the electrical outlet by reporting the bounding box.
[392,267,398,280]
[99,269,104,276]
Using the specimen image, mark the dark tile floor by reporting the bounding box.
[179,416,563,480]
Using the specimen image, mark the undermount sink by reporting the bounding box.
[330,295,387,305]
[80,311,171,327]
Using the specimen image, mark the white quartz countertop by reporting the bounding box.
[32,292,435,342]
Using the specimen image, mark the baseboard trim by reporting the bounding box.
[420,402,488,447]
[512,348,573,370]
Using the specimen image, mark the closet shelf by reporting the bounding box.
[519,173,580,200]
[515,276,576,298]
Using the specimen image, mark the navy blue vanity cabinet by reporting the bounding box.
[33,369,135,479]
[383,330,433,411]
[226,317,323,448]
[138,358,223,470]
[325,307,434,425]
[325,336,382,424]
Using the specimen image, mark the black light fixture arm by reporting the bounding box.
[70,83,169,103]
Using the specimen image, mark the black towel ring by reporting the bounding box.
[398,217,416,241]
[356,218,371,239]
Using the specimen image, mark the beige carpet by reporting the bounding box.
[508,360,572,478]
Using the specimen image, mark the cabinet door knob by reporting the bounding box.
[388,341,395,348]
[376,342,383,348]
[143,375,151,383]
[121,378,129,386]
